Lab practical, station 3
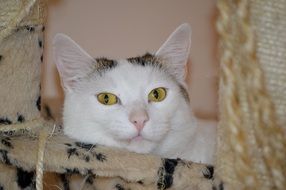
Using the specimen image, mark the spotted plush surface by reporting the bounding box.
[0,25,43,125]
[0,127,223,190]
[0,13,43,189]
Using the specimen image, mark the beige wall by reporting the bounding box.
[42,0,218,121]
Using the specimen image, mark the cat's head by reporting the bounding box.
[53,24,192,153]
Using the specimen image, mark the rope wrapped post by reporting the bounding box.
[216,0,286,189]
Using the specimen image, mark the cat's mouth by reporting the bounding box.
[130,135,143,141]
[116,132,154,144]
[127,134,150,143]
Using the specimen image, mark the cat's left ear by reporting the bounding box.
[53,33,94,92]
[156,23,191,83]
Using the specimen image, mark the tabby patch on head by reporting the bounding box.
[127,53,162,68]
[53,23,197,157]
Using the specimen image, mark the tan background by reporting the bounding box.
[42,0,218,122]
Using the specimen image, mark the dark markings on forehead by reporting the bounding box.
[94,57,118,73]
[179,84,190,102]
[127,53,163,68]
[128,53,189,102]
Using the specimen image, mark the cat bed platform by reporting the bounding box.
[0,119,220,189]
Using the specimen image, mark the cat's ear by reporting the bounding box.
[156,23,191,83]
[53,33,94,92]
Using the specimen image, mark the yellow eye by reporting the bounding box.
[148,87,167,102]
[97,93,118,105]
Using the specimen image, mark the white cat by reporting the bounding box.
[53,24,216,164]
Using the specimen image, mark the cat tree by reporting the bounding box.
[0,0,285,190]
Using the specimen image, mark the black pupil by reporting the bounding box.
[104,94,109,104]
[153,90,159,99]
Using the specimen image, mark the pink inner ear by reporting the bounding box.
[53,33,95,91]
[183,64,188,80]
[62,79,77,92]
[155,24,191,83]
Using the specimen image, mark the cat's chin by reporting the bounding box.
[123,138,156,154]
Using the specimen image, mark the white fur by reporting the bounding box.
[53,24,217,164]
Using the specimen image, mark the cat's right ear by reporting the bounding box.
[156,23,191,83]
[53,33,94,92]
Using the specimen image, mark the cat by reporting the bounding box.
[53,23,216,164]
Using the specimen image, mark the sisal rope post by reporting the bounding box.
[36,129,49,190]
[216,0,286,189]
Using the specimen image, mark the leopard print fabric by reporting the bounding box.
[0,131,223,190]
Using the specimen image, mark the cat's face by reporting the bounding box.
[54,24,192,153]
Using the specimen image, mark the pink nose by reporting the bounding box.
[129,109,149,132]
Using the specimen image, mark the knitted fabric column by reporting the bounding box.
[251,0,286,128]
[216,0,286,189]
[250,0,286,188]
